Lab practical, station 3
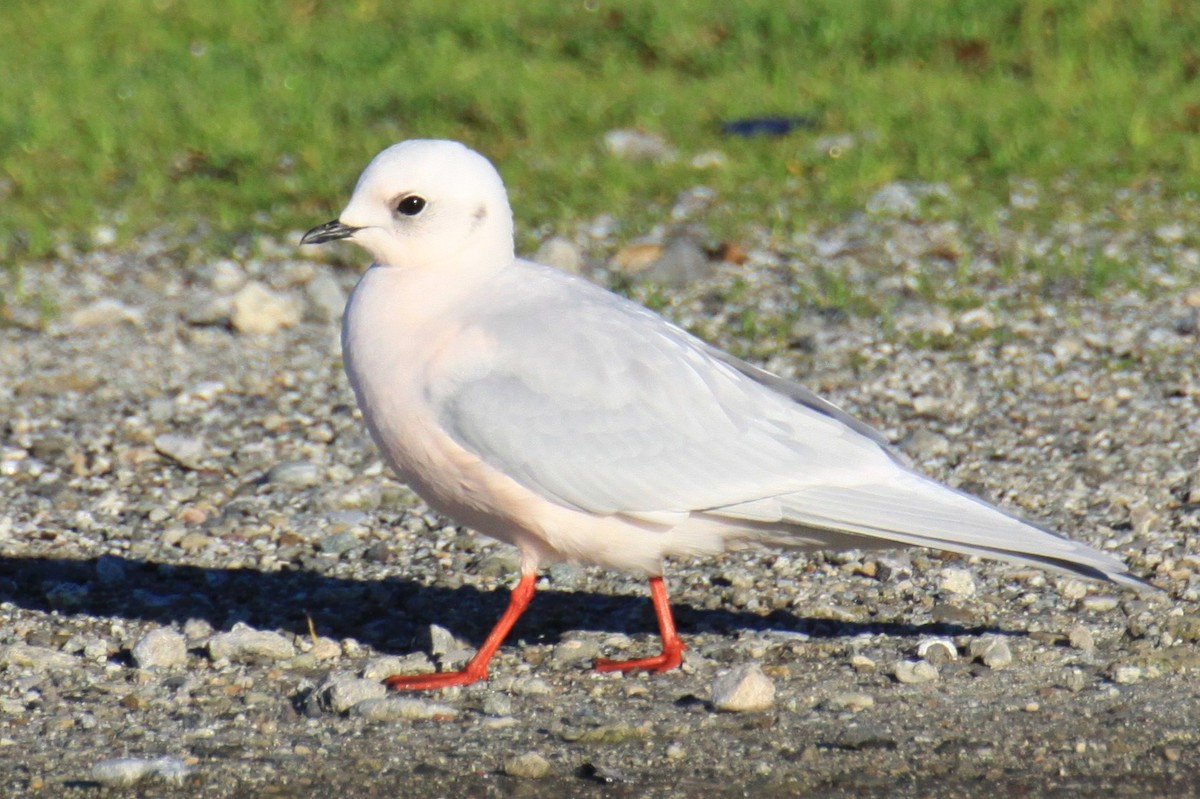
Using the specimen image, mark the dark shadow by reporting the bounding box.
[0,554,1010,654]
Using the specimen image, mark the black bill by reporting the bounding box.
[300,219,360,245]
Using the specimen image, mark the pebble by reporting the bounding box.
[534,237,584,273]
[893,659,939,684]
[91,756,191,787]
[552,638,602,665]
[1067,624,1096,652]
[0,643,78,671]
[428,624,467,656]
[207,624,295,663]
[231,281,302,334]
[823,692,875,712]
[313,674,388,713]
[849,654,877,673]
[362,654,436,681]
[132,628,188,669]
[900,429,951,461]
[1110,664,1142,685]
[69,298,143,328]
[1082,595,1119,612]
[917,637,959,665]
[937,567,977,597]
[969,637,1014,669]
[1059,579,1089,600]
[350,697,457,721]
[267,460,323,488]
[153,434,205,469]
[603,129,677,163]
[305,270,347,321]
[504,751,551,779]
[481,693,513,717]
[711,664,775,712]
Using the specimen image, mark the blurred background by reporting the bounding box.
[2,0,1198,262]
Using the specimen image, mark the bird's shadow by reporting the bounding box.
[0,554,1007,655]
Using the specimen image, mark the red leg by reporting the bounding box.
[385,571,537,691]
[594,575,686,674]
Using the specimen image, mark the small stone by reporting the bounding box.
[267,461,323,488]
[1059,667,1088,693]
[969,637,1014,669]
[153,434,205,469]
[350,697,457,721]
[1067,624,1096,652]
[132,628,187,669]
[362,654,436,681]
[91,756,190,787]
[849,654,877,673]
[612,241,664,273]
[1082,595,1119,612]
[938,567,977,597]
[711,664,775,712]
[823,692,874,712]
[504,751,551,779]
[893,659,939,684]
[534,237,583,274]
[1155,222,1186,245]
[0,643,77,671]
[552,639,602,665]
[1059,579,1089,600]
[94,555,127,586]
[603,129,676,163]
[313,674,388,713]
[917,637,959,666]
[428,624,466,657]
[665,743,687,760]
[231,281,302,335]
[209,258,246,292]
[207,624,295,663]
[900,429,951,461]
[69,298,142,329]
[1110,664,1142,685]
[481,693,513,717]
[305,271,347,321]
[318,530,360,555]
[689,150,727,170]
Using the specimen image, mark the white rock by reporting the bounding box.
[0,643,77,671]
[91,756,190,787]
[937,567,977,597]
[603,129,677,163]
[231,281,302,334]
[153,434,205,469]
[917,637,959,665]
[350,697,458,721]
[969,637,1014,669]
[316,675,388,713]
[894,659,939,684]
[209,258,247,292]
[132,628,187,669]
[69,298,143,329]
[711,663,775,712]
[504,751,551,779]
[1111,664,1142,685]
[362,654,436,681]
[266,461,323,488]
[534,236,583,274]
[823,692,874,712]
[207,624,295,662]
[1067,624,1095,652]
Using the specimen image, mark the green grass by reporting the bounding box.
[2,0,1199,260]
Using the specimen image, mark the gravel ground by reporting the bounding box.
[2,182,1199,797]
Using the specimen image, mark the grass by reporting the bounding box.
[2,0,1199,262]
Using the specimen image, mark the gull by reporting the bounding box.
[301,140,1146,690]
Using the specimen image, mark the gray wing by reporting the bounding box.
[435,265,890,515]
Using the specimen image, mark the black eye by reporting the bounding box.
[396,195,426,216]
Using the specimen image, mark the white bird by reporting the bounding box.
[301,139,1146,690]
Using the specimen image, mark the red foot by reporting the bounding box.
[384,668,487,691]
[593,575,686,675]
[382,571,537,692]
